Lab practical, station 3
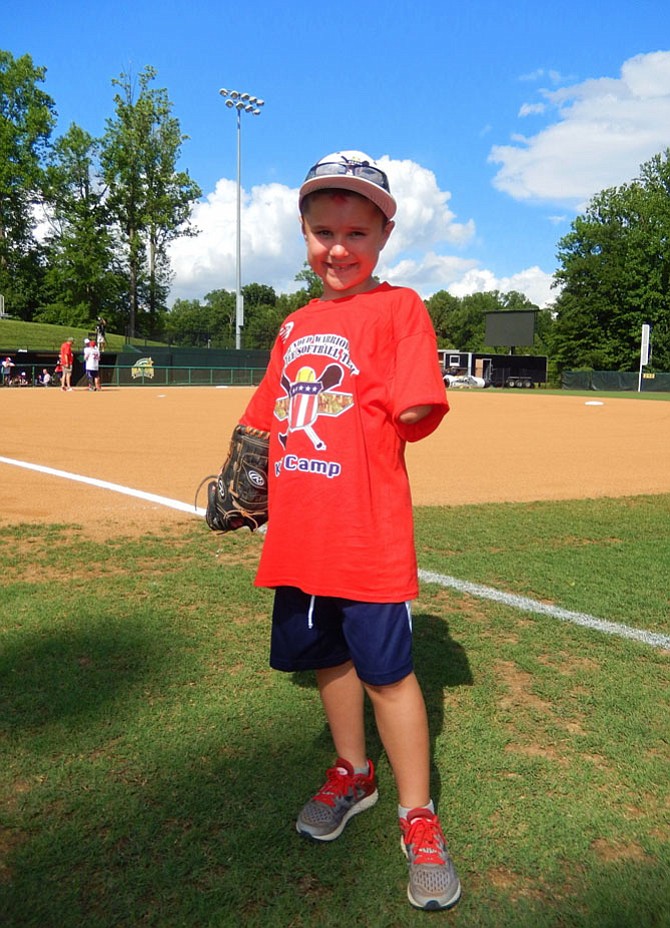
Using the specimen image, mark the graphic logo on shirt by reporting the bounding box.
[283,333,359,375]
[274,363,353,451]
[278,320,295,343]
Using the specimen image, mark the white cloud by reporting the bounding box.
[384,253,480,292]
[519,68,568,85]
[169,158,557,311]
[169,179,302,302]
[169,157,483,306]
[490,50,670,206]
[378,157,476,257]
[518,102,546,117]
[446,266,557,309]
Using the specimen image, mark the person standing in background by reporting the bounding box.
[96,317,107,352]
[59,338,74,391]
[2,357,14,386]
[85,338,101,391]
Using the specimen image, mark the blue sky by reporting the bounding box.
[6,0,670,307]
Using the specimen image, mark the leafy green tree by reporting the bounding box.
[244,304,286,348]
[37,124,123,328]
[425,290,494,350]
[455,292,498,349]
[101,66,201,337]
[243,282,277,308]
[164,289,236,347]
[266,264,322,324]
[534,308,554,356]
[203,289,236,346]
[276,289,311,317]
[164,298,208,346]
[294,264,323,300]
[424,290,460,345]
[0,50,56,318]
[239,283,284,348]
[552,149,670,371]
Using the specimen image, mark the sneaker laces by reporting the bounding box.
[312,757,374,807]
[312,763,356,808]
[403,812,447,865]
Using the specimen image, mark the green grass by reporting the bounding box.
[1,501,669,928]
[517,387,670,401]
[505,387,670,401]
[0,318,163,353]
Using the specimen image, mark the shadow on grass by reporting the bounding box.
[414,612,473,809]
[0,610,473,927]
[2,610,668,928]
[3,719,409,927]
[0,615,167,734]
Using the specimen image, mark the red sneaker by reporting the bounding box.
[296,758,378,841]
[400,807,462,910]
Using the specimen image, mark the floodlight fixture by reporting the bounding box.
[218,87,267,350]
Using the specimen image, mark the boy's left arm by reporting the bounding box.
[395,401,447,442]
[398,404,433,424]
[392,295,449,442]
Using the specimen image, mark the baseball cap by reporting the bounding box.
[299,150,397,220]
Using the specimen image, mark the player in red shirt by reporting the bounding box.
[240,152,460,910]
[59,337,74,391]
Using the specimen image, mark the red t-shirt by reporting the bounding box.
[59,341,74,367]
[241,283,449,602]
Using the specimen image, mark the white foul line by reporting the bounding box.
[418,569,670,650]
[2,456,667,650]
[0,456,207,517]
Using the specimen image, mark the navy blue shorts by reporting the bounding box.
[270,586,414,686]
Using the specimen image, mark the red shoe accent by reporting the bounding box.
[401,808,447,864]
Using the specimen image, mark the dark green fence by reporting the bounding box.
[105,365,267,387]
[562,370,670,391]
[1,365,267,388]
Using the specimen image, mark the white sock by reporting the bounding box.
[399,799,434,820]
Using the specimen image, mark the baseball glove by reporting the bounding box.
[199,425,270,532]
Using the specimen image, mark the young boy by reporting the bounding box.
[237,151,460,911]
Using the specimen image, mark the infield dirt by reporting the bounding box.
[2,386,669,539]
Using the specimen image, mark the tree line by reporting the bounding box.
[2,48,669,370]
[1,51,200,338]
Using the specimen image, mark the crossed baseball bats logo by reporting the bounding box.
[279,363,344,450]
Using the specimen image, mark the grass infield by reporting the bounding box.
[1,496,669,927]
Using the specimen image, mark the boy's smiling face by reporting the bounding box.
[301,191,394,301]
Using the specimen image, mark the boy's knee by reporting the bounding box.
[364,672,414,698]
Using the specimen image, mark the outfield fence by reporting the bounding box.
[5,362,670,392]
[1,365,267,388]
[562,369,670,391]
[102,364,267,387]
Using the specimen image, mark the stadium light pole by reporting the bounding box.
[218,88,265,350]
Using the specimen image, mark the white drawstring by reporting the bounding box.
[308,595,316,629]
